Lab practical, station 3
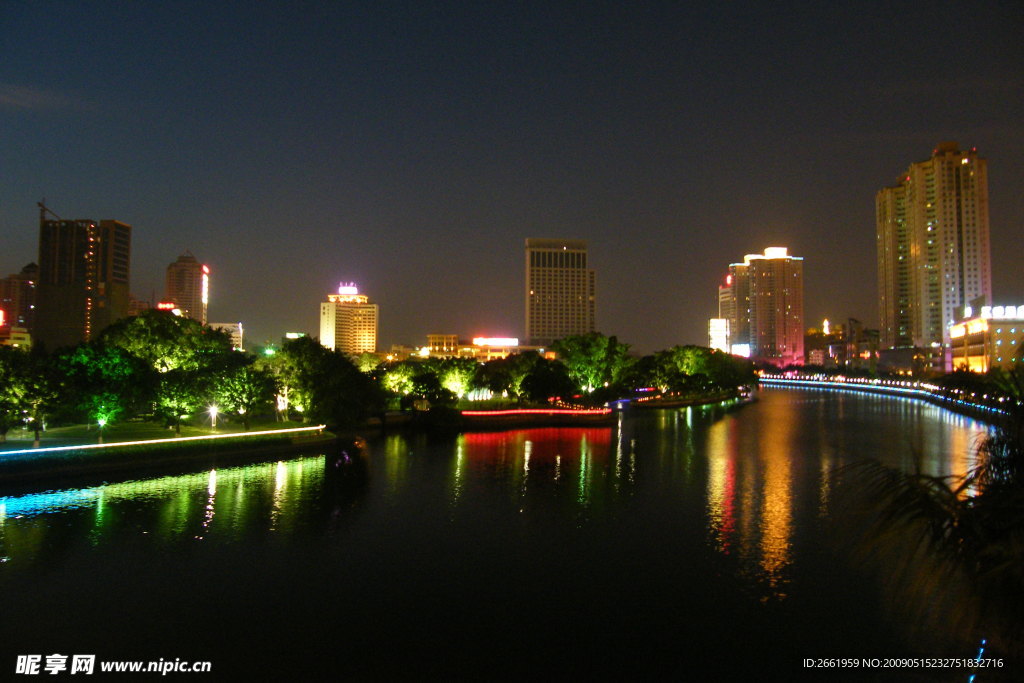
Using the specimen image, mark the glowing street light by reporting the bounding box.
[97,417,107,444]
[209,405,219,429]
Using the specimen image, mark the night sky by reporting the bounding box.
[2,1,1022,354]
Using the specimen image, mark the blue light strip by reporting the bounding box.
[760,376,1009,417]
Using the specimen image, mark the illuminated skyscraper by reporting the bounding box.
[525,238,595,346]
[876,143,991,357]
[35,214,131,348]
[319,283,378,355]
[717,247,803,365]
[165,251,209,324]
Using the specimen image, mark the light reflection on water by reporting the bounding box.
[0,389,991,603]
[0,456,327,563]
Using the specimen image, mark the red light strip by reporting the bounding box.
[461,408,611,417]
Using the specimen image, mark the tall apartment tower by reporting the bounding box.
[717,247,803,365]
[319,283,378,355]
[525,238,595,346]
[876,143,991,354]
[35,211,131,349]
[165,251,209,324]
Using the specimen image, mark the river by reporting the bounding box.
[0,388,997,679]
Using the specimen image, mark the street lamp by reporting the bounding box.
[209,405,219,429]
[98,417,107,444]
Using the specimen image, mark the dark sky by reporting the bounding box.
[2,1,1022,354]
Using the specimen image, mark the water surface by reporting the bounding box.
[0,388,993,678]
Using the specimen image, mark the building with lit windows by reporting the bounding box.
[877,143,991,367]
[319,283,378,355]
[0,263,37,334]
[165,251,209,325]
[717,247,803,365]
[35,213,131,349]
[949,304,1023,372]
[525,238,595,346]
[717,262,752,356]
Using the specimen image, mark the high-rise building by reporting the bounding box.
[525,238,595,346]
[34,213,131,349]
[717,261,751,355]
[319,283,378,355]
[717,247,803,365]
[876,143,991,358]
[165,251,209,325]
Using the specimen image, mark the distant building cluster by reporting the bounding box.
[316,238,597,360]
[3,141,1014,377]
[1,203,222,351]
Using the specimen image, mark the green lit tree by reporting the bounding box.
[651,345,755,392]
[381,360,418,397]
[100,309,234,373]
[355,352,381,373]
[214,364,277,430]
[0,346,28,442]
[551,333,632,393]
[275,336,382,427]
[155,369,208,435]
[439,357,478,399]
[54,342,156,427]
[1,350,61,447]
[477,352,540,402]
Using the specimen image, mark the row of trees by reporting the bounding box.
[1,316,756,443]
[0,311,381,442]
[372,333,756,408]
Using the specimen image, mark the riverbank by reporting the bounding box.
[631,388,743,409]
[0,424,333,489]
[759,376,1009,426]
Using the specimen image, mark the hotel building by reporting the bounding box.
[525,238,595,346]
[319,283,378,355]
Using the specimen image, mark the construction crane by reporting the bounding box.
[37,199,62,223]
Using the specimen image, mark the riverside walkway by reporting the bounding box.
[759,374,1013,422]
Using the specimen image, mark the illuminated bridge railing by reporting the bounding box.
[759,375,1014,418]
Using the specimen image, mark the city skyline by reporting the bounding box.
[2,3,1022,353]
